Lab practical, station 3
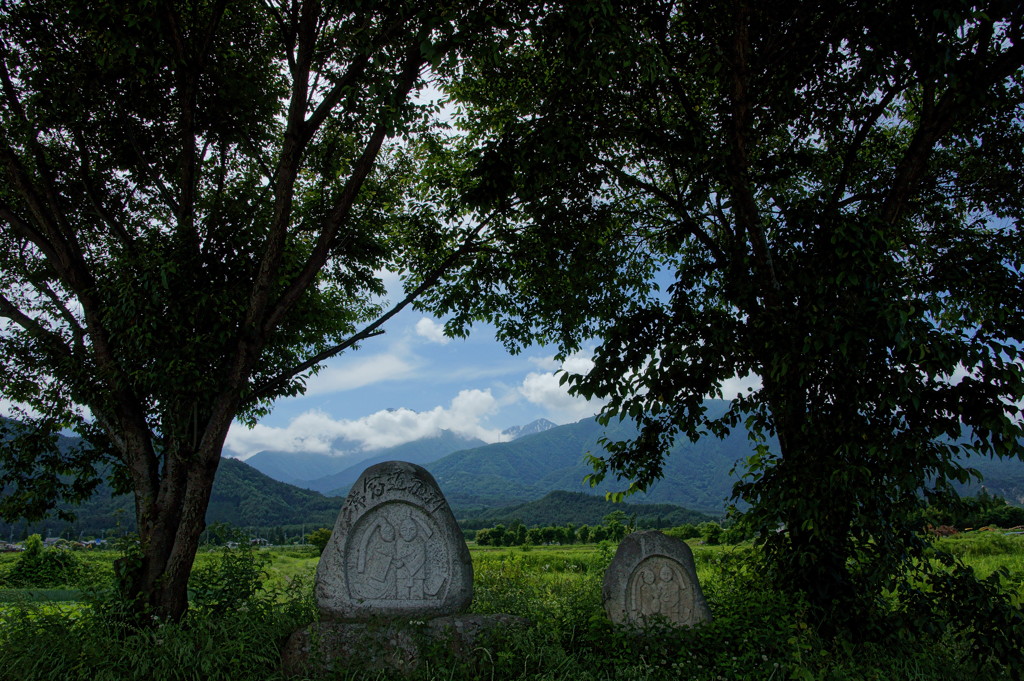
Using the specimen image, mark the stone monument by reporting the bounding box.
[603,530,712,629]
[282,461,523,676]
[315,460,473,620]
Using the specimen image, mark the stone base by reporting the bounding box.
[281,614,529,677]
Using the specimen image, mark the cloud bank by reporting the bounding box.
[226,388,504,459]
[517,353,605,423]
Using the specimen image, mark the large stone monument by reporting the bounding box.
[283,461,523,676]
[603,530,712,629]
[315,460,473,620]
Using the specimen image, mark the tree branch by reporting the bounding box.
[71,131,137,252]
[0,291,74,363]
[261,45,426,336]
[250,211,493,403]
[882,29,1024,224]
[600,161,726,264]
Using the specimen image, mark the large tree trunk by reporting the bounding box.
[120,430,224,621]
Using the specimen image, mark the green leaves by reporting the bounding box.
[429,0,1024,637]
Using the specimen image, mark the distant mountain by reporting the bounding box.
[243,449,368,485]
[502,418,558,440]
[0,455,343,539]
[424,403,749,514]
[3,408,1022,540]
[301,430,487,495]
[205,458,343,528]
[423,401,1024,514]
[456,490,719,529]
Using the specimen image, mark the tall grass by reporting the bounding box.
[0,538,1020,680]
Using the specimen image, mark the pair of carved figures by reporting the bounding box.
[356,510,435,600]
[629,558,691,622]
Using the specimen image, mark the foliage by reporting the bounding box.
[1,543,1022,680]
[429,0,1024,636]
[304,527,332,554]
[202,521,249,546]
[188,545,270,617]
[0,534,82,588]
[0,574,315,681]
[0,0,514,618]
[474,510,657,547]
[918,489,1024,530]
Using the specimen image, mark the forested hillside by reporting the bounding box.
[0,456,343,540]
[456,490,718,529]
[423,403,750,513]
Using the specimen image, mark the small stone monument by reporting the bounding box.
[283,461,524,677]
[315,460,473,620]
[603,530,712,628]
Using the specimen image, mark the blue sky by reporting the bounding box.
[223,276,606,460]
[222,269,763,461]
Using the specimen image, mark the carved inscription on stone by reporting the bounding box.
[346,502,448,603]
[316,461,473,621]
[603,531,712,628]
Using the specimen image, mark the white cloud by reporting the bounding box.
[517,352,604,423]
[301,352,417,396]
[225,389,504,458]
[716,374,762,400]
[415,318,450,345]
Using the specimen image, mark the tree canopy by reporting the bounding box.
[0,0,509,619]
[425,0,1024,639]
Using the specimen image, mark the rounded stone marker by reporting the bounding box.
[603,530,712,628]
[315,461,473,621]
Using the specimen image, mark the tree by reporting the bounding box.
[0,0,509,620]
[305,527,332,554]
[697,521,722,546]
[474,527,492,546]
[525,526,543,545]
[602,510,628,541]
[575,524,591,544]
[430,0,1024,635]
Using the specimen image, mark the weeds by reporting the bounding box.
[0,541,1020,680]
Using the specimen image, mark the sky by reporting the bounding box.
[222,272,607,460]
[222,267,763,461]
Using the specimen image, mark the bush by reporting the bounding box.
[188,545,270,617]
[0,576,316,681]
[697,522,722,546]
[1,534,83,588]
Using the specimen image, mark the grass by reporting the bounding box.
[0,589,83,602]
[0,535,1021,680]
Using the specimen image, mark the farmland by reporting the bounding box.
[0,533,1022,680]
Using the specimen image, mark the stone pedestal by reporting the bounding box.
[281,614,529,677]
[284,461,519,677]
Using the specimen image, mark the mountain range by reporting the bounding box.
[3,404,1023,539]
[244,405,1024,513]
[242,418,557,492]
[455,490,717,529]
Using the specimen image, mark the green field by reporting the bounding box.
[0,535,1022,680]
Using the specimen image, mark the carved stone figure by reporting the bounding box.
[315,461,472,620]
[603,530,711,628]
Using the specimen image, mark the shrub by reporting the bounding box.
[188,545,270,617]
[1,534,83,588]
